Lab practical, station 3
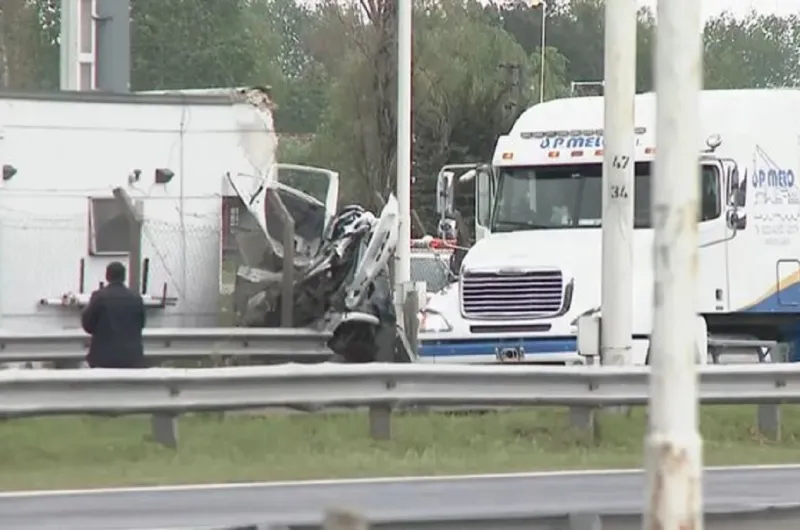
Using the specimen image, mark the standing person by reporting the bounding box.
[81,261,146,368]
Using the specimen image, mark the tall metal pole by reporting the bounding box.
[600,0,637,366]
[395,0,412,284]
[645,0,704,526]
[96,0,131,92]
[538,1,547,103]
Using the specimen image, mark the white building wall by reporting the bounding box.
[0,90,276,331]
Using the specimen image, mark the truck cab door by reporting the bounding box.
[698,159,738,311]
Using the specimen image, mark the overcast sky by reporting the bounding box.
[638,0,799,19]
[299,0,800,20]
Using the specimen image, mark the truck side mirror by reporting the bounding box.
[726,209,746,230]
[723,164,748,208]
[735,174,747,207]
[725,167,738,206]
[436,171,454,216]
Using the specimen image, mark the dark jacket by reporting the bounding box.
[81,282,146,368]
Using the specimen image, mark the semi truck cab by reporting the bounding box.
[420,90,796,365]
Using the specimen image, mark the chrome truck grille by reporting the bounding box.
[461,269,564,318]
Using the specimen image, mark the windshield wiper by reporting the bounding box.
[494,220,552,230]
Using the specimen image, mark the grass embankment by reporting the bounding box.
[1,405,799,491]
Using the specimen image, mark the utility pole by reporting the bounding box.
[645,0,704,527]
[600,0,637,366]
[96,0,131,92]
[395,0,412,285]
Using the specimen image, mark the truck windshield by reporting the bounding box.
[490,162,720,231]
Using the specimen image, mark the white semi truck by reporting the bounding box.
[419,89,800,365]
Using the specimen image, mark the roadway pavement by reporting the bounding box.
[1,465,799,529]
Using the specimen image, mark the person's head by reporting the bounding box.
[106,261,126,284]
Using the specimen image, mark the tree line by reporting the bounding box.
[1,0,798,232]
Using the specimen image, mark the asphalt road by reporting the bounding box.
[1,466,799,529]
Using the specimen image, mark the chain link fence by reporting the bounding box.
[0,194,224,330]
[410,248,455,293]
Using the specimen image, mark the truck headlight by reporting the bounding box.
[418,310,452,333]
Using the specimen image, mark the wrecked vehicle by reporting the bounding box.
[226,168,402,363]
[410,237,459,294]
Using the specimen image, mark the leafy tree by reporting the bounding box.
[299,0,400,210]
[489,0,657,93]
[244,0,329,133]
[412,0,546,171]
[494,1,799,93]
[704,12,800,89]
[130,0,261,90]
[0,0,59,89]
[299,0,558,230]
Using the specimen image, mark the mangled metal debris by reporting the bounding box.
[227,170,401,363]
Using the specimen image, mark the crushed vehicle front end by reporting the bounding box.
[227,166,402,363]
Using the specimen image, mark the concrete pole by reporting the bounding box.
[395,0,412,284]
[600,0,637,366]
[645,0,704,527]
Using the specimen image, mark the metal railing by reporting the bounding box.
[1,363,797,446]
[0,327,333,363]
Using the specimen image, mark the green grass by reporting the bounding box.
[1,406,799,491]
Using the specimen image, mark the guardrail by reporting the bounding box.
[0,328,783,366]
[0,327,333,364]
[225,503,800,529]
[0,363,796,447]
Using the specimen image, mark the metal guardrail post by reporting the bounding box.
[757,346,782,441]
[323,508,369,530]
[368,281,419,441]
[151,413,179,449]
[368,307,396,440]
[114,187,178,448]
[758,404,781,441]
[265,188,295,327]
[570,406,598,442]
[368,281,417,441]
[569,513,602,530]
[403,284,419,359]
